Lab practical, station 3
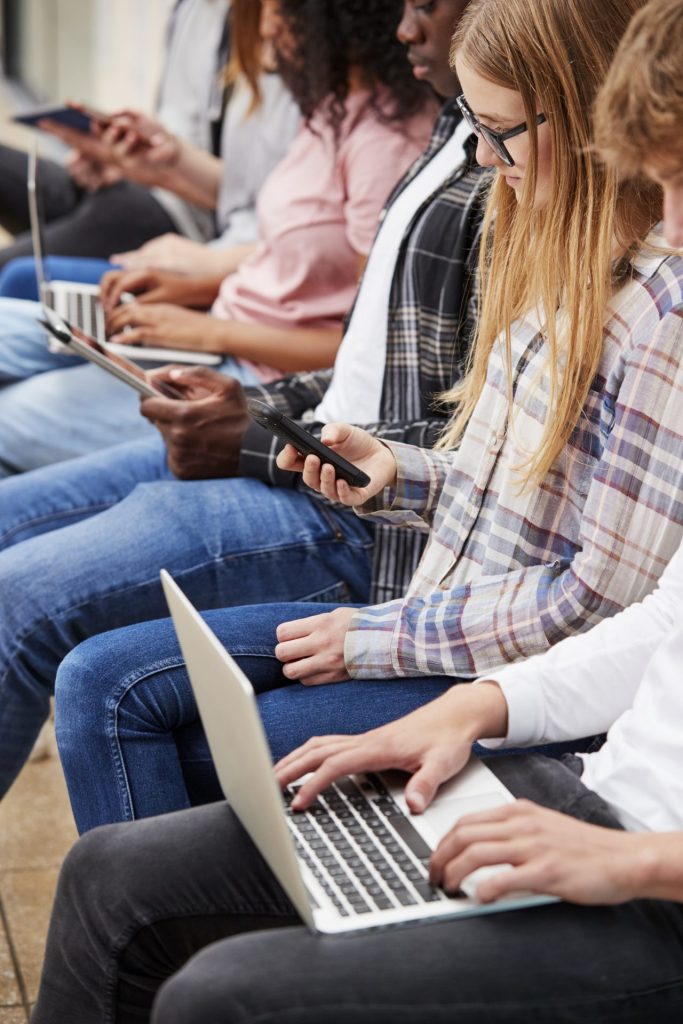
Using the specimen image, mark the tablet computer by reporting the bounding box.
[37,307,183,401]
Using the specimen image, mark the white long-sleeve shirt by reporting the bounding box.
[480,540,683,832]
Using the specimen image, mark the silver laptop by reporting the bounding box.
[161,570,556,934]
[27,144,221,366]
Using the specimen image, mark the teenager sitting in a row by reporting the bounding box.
[0,0,436,474]
[0,0,231,268]
[0,0,301,295]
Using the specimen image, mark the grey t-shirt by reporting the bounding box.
[152,0,229,241]
[210,72,301,249]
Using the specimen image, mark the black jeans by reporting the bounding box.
[0,144,177,266]
[30,755,683,1024]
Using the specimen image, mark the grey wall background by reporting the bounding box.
[2,0,175,113]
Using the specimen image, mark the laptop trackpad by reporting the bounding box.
[419,791,511,844]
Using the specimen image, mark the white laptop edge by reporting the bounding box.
[160,570,557,935]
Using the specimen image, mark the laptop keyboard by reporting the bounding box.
[284,774,448,916]
[44,286,105,341]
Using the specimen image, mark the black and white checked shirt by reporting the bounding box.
[239,101,487,603]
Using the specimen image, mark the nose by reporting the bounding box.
[260,0,279,40]
[663,184,683,249]
[397,4,423,45]
[474,134,506,170]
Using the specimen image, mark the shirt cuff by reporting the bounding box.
[343,602,403,678]
[474,661,546,749]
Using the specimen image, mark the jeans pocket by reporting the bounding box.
[313,497,374,550]
[299,579,352,604]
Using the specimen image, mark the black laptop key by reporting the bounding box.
[386,876,410,891]
[373,895,394,910]
[344,856,364,870]
[364,882,385,896]
[387,817,433,860]
[396,890,418,907]
[413,881,444,902]
[335,778,360,798]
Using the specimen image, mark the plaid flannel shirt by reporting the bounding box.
[345,233,683,680]
[238,100,487,603]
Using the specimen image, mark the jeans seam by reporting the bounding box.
[0,501,117,548]
[228,978,683,1024]
[2,537,369,693]
[104,652,279,821]
[104,901,297,1024]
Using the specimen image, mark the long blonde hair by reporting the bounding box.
[438,0,661,487]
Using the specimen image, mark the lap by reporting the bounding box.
[0,256,114,300]
[69,801,683,1024]
[0,298,78,378]
[0,361,157,472]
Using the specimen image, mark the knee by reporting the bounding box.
[55,633,122,729]
[151,942,260,1024]
[55,620,183,746]
[0,258,37,300]
[57,823,125,918]
[152,931,310,1024]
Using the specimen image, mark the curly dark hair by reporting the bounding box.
[275,0,431,138]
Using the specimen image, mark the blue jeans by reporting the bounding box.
[0,297,258,474]
[0,256,114,300]
[0,435,376,798]
[55,603,455,832]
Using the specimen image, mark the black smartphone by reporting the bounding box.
[14,104,109,134]
[37,307,184,401]
[247,399,371,489]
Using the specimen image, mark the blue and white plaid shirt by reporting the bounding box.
[346,232,683,679]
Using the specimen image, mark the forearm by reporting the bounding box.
[202,318,343,371]
[155,140,223,210]
[479,549,683,747]
[433,679,509,742]
[173,275,225,309]
[624,833,683,902]
[202,243,257,277]
[354,441,454,528]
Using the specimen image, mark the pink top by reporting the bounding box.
[211,90,436,381]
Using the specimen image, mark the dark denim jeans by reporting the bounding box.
[55,602,454,833]
[0,436,375,797]
[30,754,683,1024]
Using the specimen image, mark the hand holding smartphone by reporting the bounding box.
[247,399,372,489]
[37,307,183,400]
[14,104,109,135]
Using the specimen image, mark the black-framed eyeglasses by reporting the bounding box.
[456,94,546,167]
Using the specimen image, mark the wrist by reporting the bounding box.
[623,833,683,901]
[442,682,509,744]
[205,316,231,354]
